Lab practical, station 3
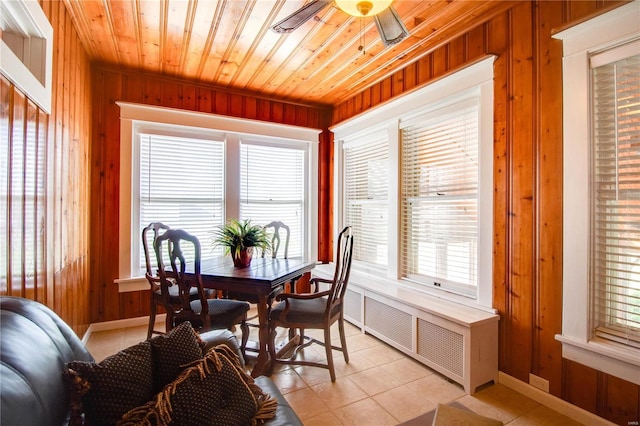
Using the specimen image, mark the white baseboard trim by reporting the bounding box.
[81,314,166,345]
[498,372,615,426]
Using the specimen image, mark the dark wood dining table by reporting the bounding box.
[195,256,316,377]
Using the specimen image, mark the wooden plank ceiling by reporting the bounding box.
[63,0,514,106]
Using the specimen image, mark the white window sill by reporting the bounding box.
[114,276,149,293]
[555,334,640,385]
[314,263,498,324]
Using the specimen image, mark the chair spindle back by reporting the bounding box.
[154,229,210,325]
[142,222,170,277]
[263,221,291,259]
[328,226,354,314]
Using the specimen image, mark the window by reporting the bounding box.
[0,0,53,113]
[138,131,225,264]
[400,101,479,297]
[240,142,305,258]
[555,1,640,385]
[590,47,640,347]
[343,128,389,270]
[332,57,494,310]
[0,81,47,294]
[117,102,319,289]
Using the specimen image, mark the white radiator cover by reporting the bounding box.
[314,266,499,394]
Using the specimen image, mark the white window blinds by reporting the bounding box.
[400,101,479,296]
[590,45,640,347]
[139,133,225,264]
[344,130,389,269]
[240,143,305,258]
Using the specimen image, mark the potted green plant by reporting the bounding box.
[213,219,271,267]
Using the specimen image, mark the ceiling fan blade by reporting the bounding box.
[271,0,332,33]
[374,5,409,47]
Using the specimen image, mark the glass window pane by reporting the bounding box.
[591,51,640,344]
[139,133,225,264]
[344,132,389,269]
[240,143,305,258]
[401,104,479,295]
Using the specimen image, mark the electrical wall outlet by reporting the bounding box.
[529,373,550,393]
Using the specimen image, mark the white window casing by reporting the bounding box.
[332,56,495,312]
[116,102,320,291]
[554,0,640,385]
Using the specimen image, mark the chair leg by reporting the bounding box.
[324,326,336,382]
[268,324,278,375]
[338,317,349,363]
[240,319,249,362]
[147,300,157,340]
[165,311,173,334]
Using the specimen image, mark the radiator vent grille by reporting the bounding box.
[417,318,464,377]
[365,297,412,350]
[344,289,361,323]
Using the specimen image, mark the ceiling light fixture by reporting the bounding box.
[271,0,409,50]
[334,0,393,17]
[334,0,404,53]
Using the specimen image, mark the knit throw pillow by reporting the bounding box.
[149,321,204,393]
[66,340,154,426]
[118,345,277,426]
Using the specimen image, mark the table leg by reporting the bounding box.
[251,293,271,378]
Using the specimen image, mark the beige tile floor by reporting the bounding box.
[86,318,584,426]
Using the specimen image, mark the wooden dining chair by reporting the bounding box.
[143,222,187,339]
[153,228,250,356]
[264,220,305,294]
[268,226,354,382]
[235,220,293,346]
[143,222,216,339]
[263,221,290,259]
[244,220,295,328]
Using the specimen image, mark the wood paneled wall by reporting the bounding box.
[89,66,332,322]
[332,1,638,423]
[0,1,92,336]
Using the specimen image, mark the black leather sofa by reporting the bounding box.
[0,296,301,426]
